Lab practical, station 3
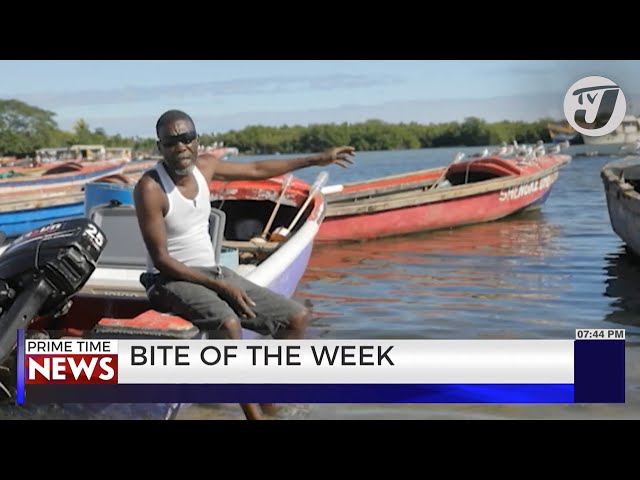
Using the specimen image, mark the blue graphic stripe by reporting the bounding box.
[26,384,574,404]
[16,329,25,405]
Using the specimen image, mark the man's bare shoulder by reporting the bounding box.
[135,170,163,198]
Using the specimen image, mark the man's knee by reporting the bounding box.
[219,316,242,339]
[288,308,310,332]
[272,307,309,339]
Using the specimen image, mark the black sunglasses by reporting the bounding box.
[159,131,198,148]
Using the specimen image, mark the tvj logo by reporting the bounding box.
[563,76,627,137]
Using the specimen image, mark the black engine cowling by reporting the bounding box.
[0,218,107,363]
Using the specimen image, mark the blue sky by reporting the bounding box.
[1,60,639,138]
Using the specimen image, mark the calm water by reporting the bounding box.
[3,145,639,420]
[179,145,640,420]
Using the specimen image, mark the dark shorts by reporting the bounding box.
[144,266,306,337]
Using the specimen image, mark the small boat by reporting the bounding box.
[0,156,212,240]
[0,156,17,167]
[81,173,325,296]
[0,190,85,238]
[601,156,640,256]
[0,173,326,419]
[316,151,571,242]
[0,159,127,194]
[547,122,578,144]
[0,172,136,239]
[583,114,640,146]
[122,158,158,177]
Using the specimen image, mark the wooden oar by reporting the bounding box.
[270,171,329,242]
[251,174,293,245]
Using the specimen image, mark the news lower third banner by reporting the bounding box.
[16,329,625,404]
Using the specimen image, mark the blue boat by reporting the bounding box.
[0,160,129,239]
[0,201,84,238]
[84,180,134,216]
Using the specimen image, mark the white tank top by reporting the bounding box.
[145,162,216,272]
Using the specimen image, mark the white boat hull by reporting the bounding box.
[583,131,640,145]
[583,114,640,146]
[601,157,640,256]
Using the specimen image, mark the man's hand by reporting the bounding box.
[315,146,355,168]
[213,282,257,318]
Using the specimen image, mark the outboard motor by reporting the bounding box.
[0,218,107,364]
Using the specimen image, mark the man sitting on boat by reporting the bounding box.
[134,109,354,420]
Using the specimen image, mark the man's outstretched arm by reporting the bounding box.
[198,146,355,182]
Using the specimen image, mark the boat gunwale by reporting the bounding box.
[326,169,443,203]
[601,159,640,204]
[326,159,569,217]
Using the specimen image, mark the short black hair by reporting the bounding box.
[155,110,195,137]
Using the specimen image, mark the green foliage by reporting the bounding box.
[0,99,59,156]
[0,98,558,157]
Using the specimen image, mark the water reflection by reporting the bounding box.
[298,210,572,340]
[603,246,640,337]
[308,210,563,273]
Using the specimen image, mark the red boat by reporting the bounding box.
[316,153,571,242]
